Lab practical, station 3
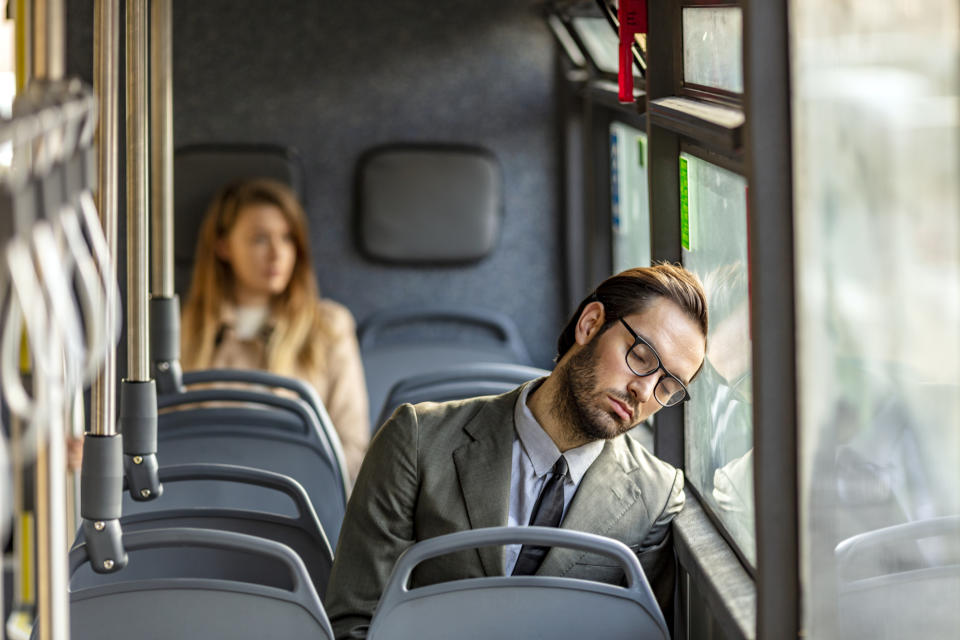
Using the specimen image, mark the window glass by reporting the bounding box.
[680,152,754,565]
[571,17,626,76]
[682,7,743,93]
[610,122,650,273]
[791,0,960,636]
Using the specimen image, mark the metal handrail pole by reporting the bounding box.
[119,0,162,504]
[90,0,120,436]
[32,3,70,637]
[126,0,149,382]
[150,0,173,298]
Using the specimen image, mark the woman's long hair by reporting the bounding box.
[181,178,331,375]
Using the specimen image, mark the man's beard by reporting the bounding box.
[553,338,637,443]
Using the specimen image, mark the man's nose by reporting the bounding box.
[627,372,658,404]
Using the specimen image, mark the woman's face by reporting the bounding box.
[217,203,298,305]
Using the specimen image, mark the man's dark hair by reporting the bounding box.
[556,263,709,361]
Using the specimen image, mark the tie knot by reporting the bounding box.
[552,455,568,479]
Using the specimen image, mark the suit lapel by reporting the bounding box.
[452,388,521,577]
[537,437,645,576]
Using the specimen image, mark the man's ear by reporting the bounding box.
[574,301,607,346]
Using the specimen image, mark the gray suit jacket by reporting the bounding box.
[325,382,685,639]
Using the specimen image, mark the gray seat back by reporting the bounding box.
[174,143,304,297]
[157,390,346,545]
[835,516,960,637]
[377,362,550,428]
[69,528,333,640]
[368,526,669,640]
[174,368,350,492]
[360,306,533,432]
[106,464,333,599]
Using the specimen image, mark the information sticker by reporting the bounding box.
[680,156,691,251]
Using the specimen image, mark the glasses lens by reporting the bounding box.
[626,341,660,376]
[655,376,686,407]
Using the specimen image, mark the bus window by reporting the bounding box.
[682,5,744,94]
[792,0,960,636]
[610,121,650,275]
[680,151,754,566]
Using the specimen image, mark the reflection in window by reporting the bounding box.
[680,152,754,565]
[610,122,650,274]
[682,7,743,93]
[792,0,960,636]
[571,16,639,76]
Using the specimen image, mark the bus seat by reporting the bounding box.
[175,367,350,491]
[835,516,960,637]
[87,463,334,599]
[367,526,669,640]
[359,306,533,432]
[376,362,550,429]
[157,390,346,545]
[68,528,333,640]
[173,143,305,297]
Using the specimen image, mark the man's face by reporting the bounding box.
[558,297,706,441]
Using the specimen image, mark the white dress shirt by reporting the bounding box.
[503,379,605,574]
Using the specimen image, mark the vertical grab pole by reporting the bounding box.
[32,2,69,639]
[149,0,182,394]
[120,0,162,501]
[7,4,35,637]
[80,0,128,577]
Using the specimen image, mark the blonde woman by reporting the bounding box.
[182,178,369,481]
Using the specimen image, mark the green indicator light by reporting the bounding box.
[637,137,646,169]
[679,157,690,251]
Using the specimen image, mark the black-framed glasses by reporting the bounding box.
[618,318,689,407]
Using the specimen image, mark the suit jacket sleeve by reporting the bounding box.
[637,468,685,622]
[325,404,420,640]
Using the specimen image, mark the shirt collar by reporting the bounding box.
[217,301,277,337]
[514,378,605,485]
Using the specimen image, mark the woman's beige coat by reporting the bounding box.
[206,298,370,481]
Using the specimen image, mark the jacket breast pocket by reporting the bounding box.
[569,543,643,585]
[569,560,626,586]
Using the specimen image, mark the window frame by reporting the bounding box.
[678,0,744,107]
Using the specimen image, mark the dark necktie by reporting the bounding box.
[512,455,569,576]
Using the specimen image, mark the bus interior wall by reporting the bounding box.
[64,0,568,372]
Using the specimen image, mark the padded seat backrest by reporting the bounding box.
[174,144,304,296]
[157,390,346,545]
[164,369,348,495]
[835,516,960,637]
[377,362,550,428]
[360,306,533,432]
[107,464,333,598]
[368,526,668,640]
[68,528,333,640]
[170,369,350,492]
[157,423,344,546]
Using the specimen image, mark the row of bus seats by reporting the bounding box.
[12,139,664,638]
[353,144,549,429]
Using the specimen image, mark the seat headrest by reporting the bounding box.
[357,144,502,264]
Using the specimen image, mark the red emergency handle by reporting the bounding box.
[618,0,647,103]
